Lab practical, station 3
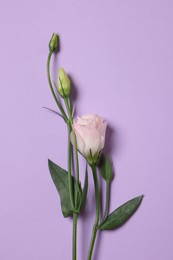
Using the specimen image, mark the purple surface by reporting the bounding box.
[0,0,173,259]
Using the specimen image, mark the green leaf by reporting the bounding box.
[80,164,88,210]
[48,159,74,218]
[98,195,144,230]
[43,106,66,121]
[99,155,112,182]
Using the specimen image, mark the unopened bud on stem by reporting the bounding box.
[49,33,58,52]
[57,68,71,98]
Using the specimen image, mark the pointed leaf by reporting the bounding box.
[99,155,112,182]
[48,159,74,218]
[43,106,65,121]
[98,195,144,230]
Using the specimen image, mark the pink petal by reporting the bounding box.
[83,129,102,157]
[98,121,107,137]
[71,125,85,155]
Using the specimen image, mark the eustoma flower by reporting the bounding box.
[71,114,107,165]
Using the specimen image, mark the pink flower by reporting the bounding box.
[71,114,107,164]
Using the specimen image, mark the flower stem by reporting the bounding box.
[98,181,110,227]
[47,50,77,260]
[72,213,78,260]
[64,98,80,189]
[67,121,75,210]
[46,51,67,122]
[64,97,80,260]
[87,165,100,260]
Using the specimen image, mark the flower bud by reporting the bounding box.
[57,68,71,98]
[49,33,58,52]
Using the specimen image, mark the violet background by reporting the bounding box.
[0,0,173,259]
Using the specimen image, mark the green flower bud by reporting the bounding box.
[57,68,71,98]
[49,33,58,52]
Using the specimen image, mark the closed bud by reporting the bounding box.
[57,68,71,98]
[49,33,58,52]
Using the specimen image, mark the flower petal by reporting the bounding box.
[83,129,102,157]
[98,121,107,143]
[71,125,85,155]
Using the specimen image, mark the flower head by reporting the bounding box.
[71,114,107,165]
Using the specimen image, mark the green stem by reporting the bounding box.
[67,121,75,210]
[64,98,73,123]
[67,121,77,260]
[87,165,100,260]
[72,213,78,260]
[64,98,79,260]
[99,181,110,227]
[46,51,67,122]
[47,50,77,260]
[64,98,80,195]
